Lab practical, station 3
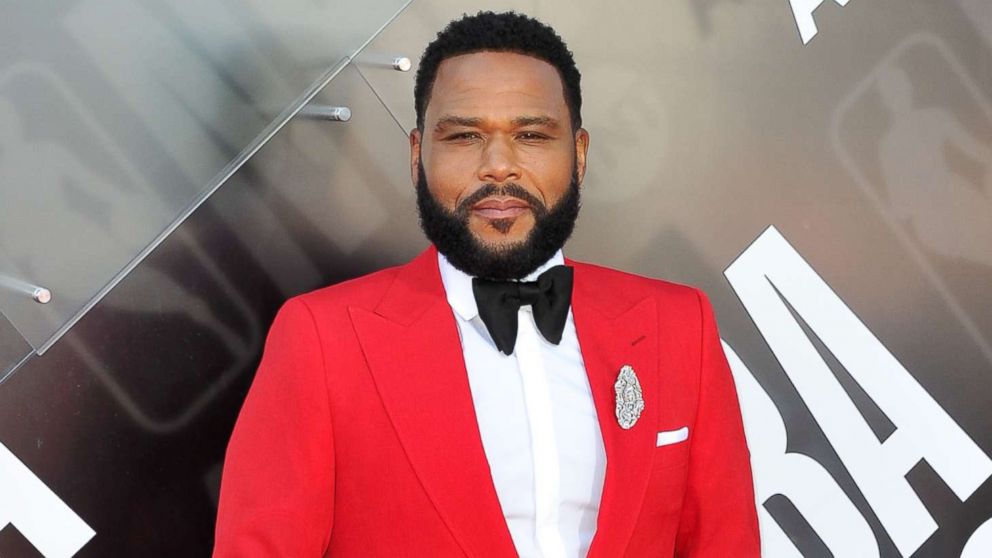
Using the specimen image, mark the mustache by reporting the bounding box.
[455,183,548,218]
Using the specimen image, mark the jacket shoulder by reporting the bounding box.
[289,262,404,314]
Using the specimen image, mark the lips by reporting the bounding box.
[471,197,531,219]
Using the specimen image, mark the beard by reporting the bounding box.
[415,160,581,280]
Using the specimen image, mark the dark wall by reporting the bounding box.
[1,1,991,556]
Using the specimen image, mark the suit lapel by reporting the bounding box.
[349,246,517,558]
[568,260,659,558]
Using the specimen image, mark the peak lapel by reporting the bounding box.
[568,262,659,558]
[349,246,517,558]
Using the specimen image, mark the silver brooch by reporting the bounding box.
[614,364,645,429]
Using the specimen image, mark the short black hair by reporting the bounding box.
[414,11,582,132]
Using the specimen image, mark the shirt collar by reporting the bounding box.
[438,248,566,321]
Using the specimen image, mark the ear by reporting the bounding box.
[409,128,422,187]
[574,127,590,185]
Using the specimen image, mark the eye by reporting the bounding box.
[445,132,481,141]
[517,131,550,141]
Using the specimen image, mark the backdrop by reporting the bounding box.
[1,1,990,556]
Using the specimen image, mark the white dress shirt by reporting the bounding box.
[438,250,607,558]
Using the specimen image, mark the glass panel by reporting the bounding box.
[354,0,538,133]
[4,60,417,432]
[0,0,411,353]
[269,64,420,266]
[0,312,33,386]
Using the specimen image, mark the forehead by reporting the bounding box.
[426,51,568,123]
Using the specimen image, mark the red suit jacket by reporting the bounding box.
[214,245,760,557]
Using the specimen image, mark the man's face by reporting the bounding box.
[410,51,589,279]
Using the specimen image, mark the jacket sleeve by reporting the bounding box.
[675,290,761,557]
[213,298,335,557]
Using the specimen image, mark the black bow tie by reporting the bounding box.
[471,265,574,355]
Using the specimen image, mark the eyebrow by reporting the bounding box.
[434,115,482,132]
[433,114,561,132]
[512,115,560,128]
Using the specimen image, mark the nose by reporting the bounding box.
[477,136,521,183]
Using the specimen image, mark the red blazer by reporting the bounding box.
[214,245,760,557]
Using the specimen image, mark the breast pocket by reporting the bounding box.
[645,427,692,519]
[653,426,690,470]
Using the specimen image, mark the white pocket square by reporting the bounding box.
[656,426,689,447]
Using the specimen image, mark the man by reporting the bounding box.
[214,11,760,557]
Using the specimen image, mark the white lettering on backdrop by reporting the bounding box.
[789,0,852,44]
[724,341,880,557]
[0,442,94,557]
[723,226,992,556]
